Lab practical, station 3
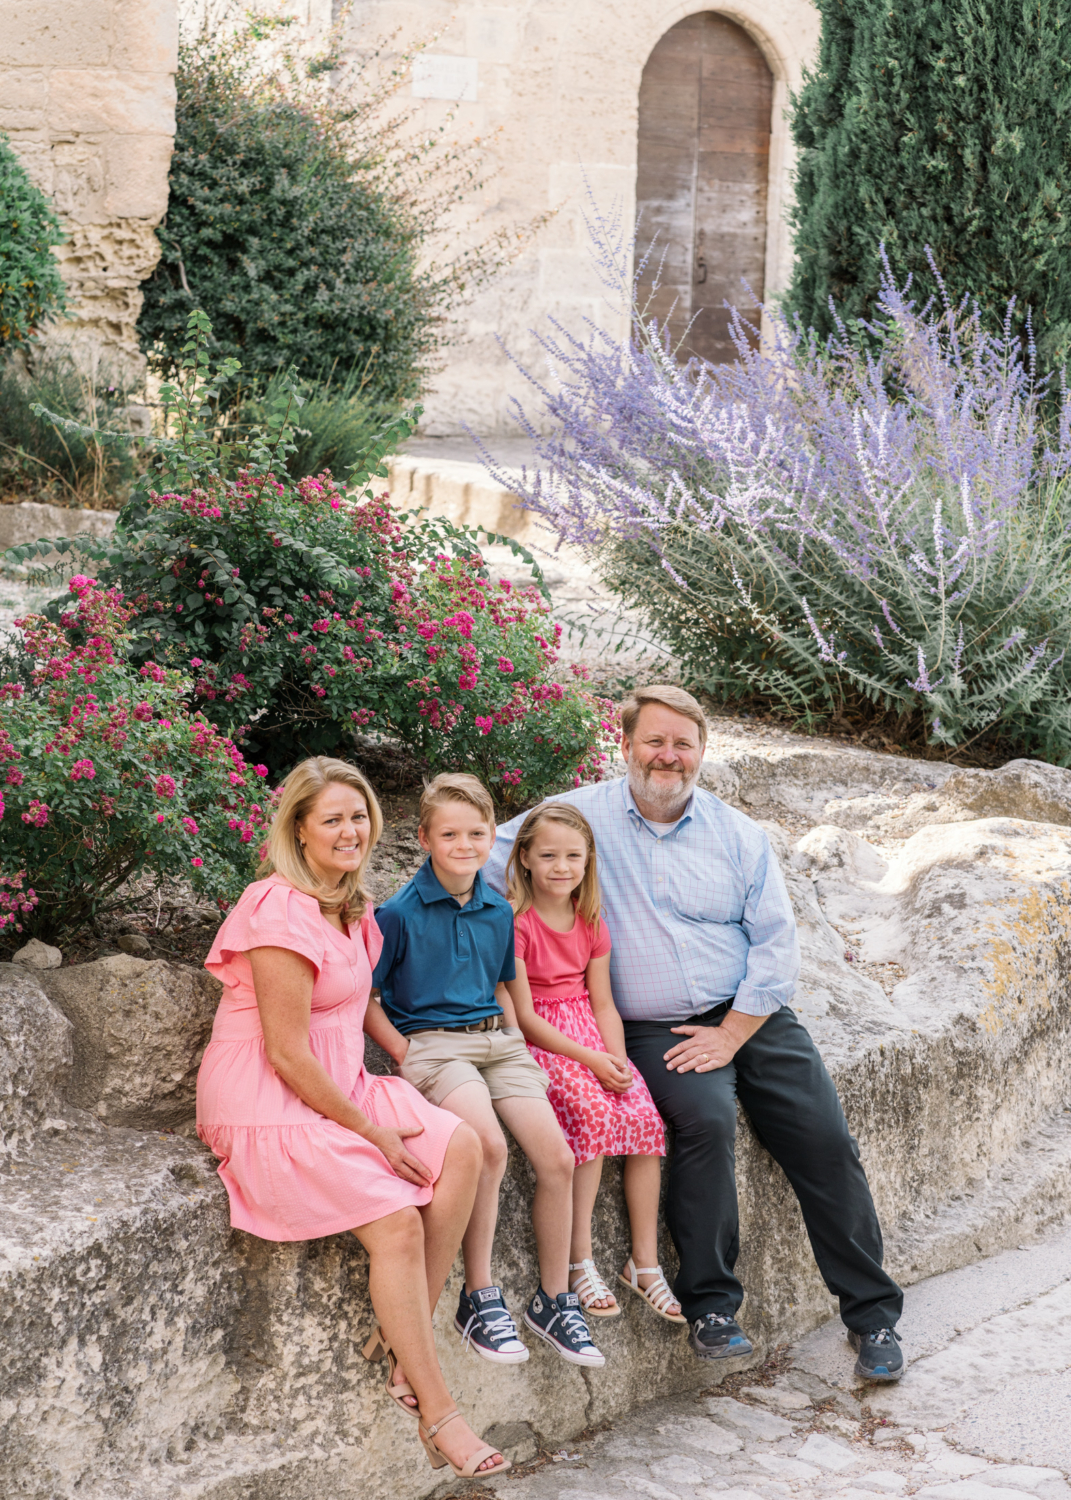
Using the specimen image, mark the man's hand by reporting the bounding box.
[664,1010,769,1073]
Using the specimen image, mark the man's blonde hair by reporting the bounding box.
[257,756,383,923]
[620,684,707,748]
[505,802,603,929]
[419,771,495,831]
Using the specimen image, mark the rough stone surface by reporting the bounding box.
[38,955,221,1128]
[3,0,177,383]
[12,938,62,970]
[0,966,72,1155]
[6,726,1071,1495]
[0,500,117,557]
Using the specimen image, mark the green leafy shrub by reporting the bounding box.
[0,350,138,507]
[233,366,387,481]
[138,14,539,405]
[0,132,66,350]
[0,576,269,943]
[789,0,1071,367]
[13,311,616,805]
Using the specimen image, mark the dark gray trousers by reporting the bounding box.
[623,1003,903,1331]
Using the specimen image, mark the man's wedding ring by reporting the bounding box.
[700,1052,709,1062]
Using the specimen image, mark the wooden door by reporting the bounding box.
[635,13,773,365]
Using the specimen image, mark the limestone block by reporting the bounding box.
[0,68,48,131]
[888,759,1071,837]
[57,217,163,284]
[39,956,222,1129]
[51,139,107,223]
[104,132,173,219]
[48,68,176,138]
[7,0,113,69]
[0,499,118,556]
[0,967,72,1154]
[110,0,180,75]
[12,938,63,969]
[4,138,54,196]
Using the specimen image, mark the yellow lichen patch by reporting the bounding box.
[978,879,1071,1032]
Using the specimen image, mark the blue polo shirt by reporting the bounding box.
[371,859,517,1035]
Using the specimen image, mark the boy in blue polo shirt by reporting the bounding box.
[370,772,604,1370]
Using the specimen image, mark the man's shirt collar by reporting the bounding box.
[413,857,489,909]
[622,774,697,833]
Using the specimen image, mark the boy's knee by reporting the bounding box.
[538,1138,576,1184]
[479,1127,509,1174]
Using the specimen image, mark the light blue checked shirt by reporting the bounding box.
[484,777,799,1023]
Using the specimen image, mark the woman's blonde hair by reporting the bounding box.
[257,756,383,923]
[505,803,602,929]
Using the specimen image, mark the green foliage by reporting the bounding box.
[0,133,67,349]
[0,350,138,507]
[234,366,388,481]
[789,0,1071,366]
[138,12,540,405]
[0,577,268,943]
[11,311,615,805]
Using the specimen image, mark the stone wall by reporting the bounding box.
[1,0,178,386]
[345,0,820,434]
[4,745,1071,1497]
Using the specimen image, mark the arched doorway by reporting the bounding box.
[635,13,774,364]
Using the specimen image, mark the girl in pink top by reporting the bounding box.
[502,803,684,1326]
[197,756,507,1482]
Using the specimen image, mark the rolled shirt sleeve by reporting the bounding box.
[731,835,801,1016]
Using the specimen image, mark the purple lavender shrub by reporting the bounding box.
[491,215,1071,761]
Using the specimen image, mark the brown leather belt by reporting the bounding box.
[410,1015,503,1036]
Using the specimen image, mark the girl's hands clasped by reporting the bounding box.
[587,1050,633,1094]
[366,1122,431,1184]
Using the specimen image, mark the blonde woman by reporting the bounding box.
[196,756,508,1482]
[502,803,682,1326]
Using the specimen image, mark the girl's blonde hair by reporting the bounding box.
[505,803,602,929]
[257,756,383,923]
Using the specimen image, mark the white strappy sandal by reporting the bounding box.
[617,1257,686,1323]
[568,1258,621,1317]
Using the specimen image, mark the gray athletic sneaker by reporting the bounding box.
[690,1313,754,1360]
[848,1326,904,1381]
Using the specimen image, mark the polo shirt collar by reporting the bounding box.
[622,774,696,833]
[413,857,489,909]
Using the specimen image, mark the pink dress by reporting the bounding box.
[197,874,462,1240]
[515,907,666,1167]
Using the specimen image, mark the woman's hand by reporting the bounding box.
[366,1123,431,1185]
[587,1050,633,1093]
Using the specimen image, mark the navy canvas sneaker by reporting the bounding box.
[523,1288,605,1367]
[848,1327,904,1381]
[689,1313,754,1361]
[454,1285,529,1364]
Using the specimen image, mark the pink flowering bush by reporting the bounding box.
[9,310,615,806]
[0,577,270,942]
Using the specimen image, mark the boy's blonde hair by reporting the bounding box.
[257,756,382,923]
[620,683,708,749]
[505,803,602,929]
[419,771,495,832]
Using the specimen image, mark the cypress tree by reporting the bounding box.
[788,0,1071,366]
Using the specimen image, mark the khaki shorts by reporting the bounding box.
[398,1026,549,1109]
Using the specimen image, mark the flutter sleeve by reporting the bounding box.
[360,903,383,972]
[513,908,532,965]
[590,916,612,959]
[206,877,326,986]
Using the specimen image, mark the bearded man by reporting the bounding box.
[485,684,904,1382]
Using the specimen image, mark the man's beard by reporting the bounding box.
[627,758,700,815]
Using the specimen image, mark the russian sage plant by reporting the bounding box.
[493,221,1071,760]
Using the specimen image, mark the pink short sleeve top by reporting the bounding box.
[513,906,611,998]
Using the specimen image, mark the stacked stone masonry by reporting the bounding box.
[2,0,178,384]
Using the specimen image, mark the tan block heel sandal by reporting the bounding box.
[618,1258,687,1323]
[418,1409,511,1479]
[361,1326,419,1416]
[569,1258,621,1316]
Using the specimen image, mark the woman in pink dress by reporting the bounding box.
[197,755,508,1482]
[503,803,684,1328]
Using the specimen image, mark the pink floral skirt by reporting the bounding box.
[526,992,666,1166]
